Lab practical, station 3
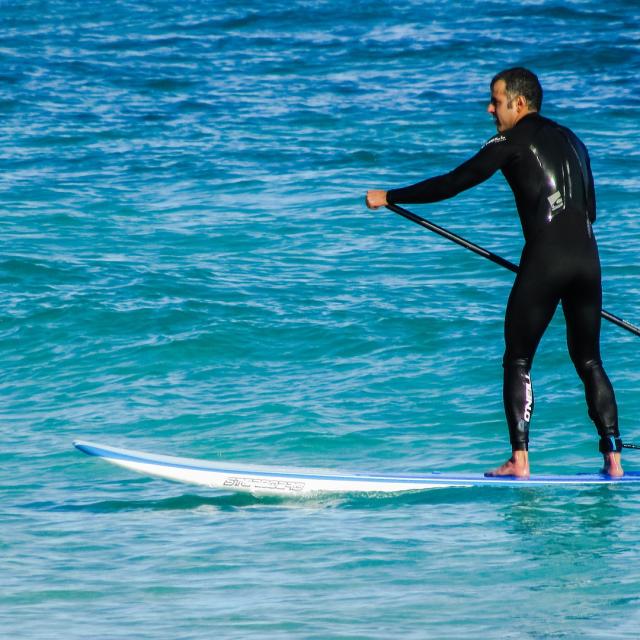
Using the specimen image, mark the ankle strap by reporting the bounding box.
[599,436,623,454]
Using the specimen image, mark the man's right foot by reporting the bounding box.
[601,452,623,477]
[484,451,530,478]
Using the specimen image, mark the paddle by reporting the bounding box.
[385,203,640,338]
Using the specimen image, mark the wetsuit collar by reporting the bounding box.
[513,111,541,127]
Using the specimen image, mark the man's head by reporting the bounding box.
[488,67,543,132]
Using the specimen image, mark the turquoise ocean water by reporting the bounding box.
[3,1,640,637]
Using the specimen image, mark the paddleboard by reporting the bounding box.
[73,440,640,497]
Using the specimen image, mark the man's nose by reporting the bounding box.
[487,103,495,114]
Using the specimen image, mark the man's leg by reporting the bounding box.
[486,262,558,477]
[561,273,622,476]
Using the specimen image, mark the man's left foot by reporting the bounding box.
[601,452,623,477]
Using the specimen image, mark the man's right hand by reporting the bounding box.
[365,190,388,210]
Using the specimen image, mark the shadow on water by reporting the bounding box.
[45,489,475,513]
[42,492,291,513]
[34,483,639,514]
[503,483,627,535]
[34,486,493,514]
[495,484,635,566]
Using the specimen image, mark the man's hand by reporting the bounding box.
[365,190,388,210]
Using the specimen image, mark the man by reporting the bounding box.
[366,67,623,478]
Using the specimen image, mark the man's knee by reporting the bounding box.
[502,355,531,371]
[572,357,602,380]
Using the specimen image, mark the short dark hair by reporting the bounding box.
[491,67,543,111]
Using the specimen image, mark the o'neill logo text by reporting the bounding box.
[523,374,533,422]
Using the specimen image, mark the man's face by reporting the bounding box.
[487,79,519,132]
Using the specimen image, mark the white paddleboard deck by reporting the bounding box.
[73,440,640,497]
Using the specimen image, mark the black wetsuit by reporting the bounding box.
[387,112,620,453]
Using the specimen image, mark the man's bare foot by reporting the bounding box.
[484,450,530,478]
[601,452,623,477]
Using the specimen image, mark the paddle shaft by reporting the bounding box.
[385,203,640,338]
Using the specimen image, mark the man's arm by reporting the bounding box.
[366,138,511,210]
